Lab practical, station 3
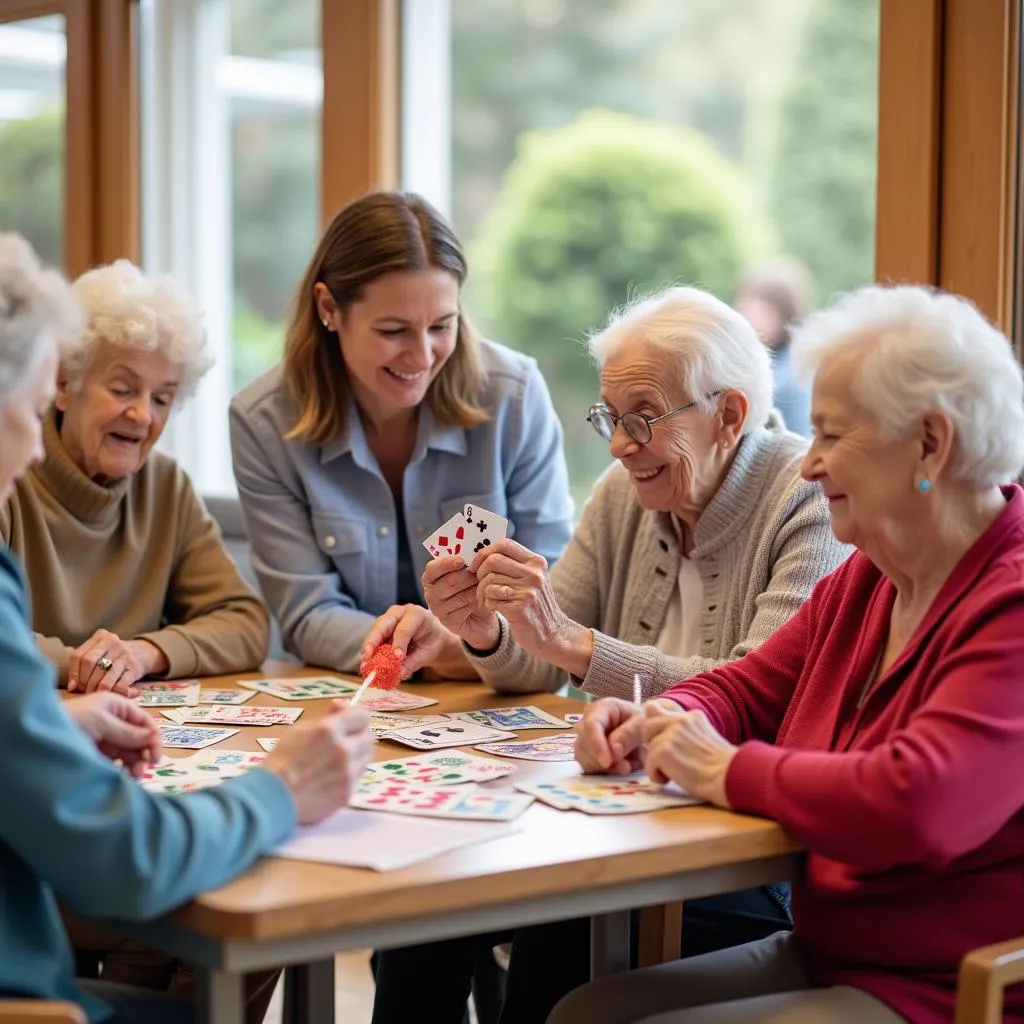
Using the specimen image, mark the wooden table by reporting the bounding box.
[122,662,803,1024]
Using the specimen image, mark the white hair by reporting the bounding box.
[790,284,1024,487]
[0,231,82,404]
[66,260,213,400]
[588,286,774,435]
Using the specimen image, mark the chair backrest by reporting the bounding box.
[0,1002,86,1024]
[204,495,292,662]
[955,935,1024,1024]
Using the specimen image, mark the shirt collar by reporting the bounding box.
[319,393,467,467]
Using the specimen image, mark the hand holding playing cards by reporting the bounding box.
[65,691,162,778]
[422,555,502,651]
[68,629,169,696]
[264,701,374,824]
[642,704,737,808]
[473,539,589,669]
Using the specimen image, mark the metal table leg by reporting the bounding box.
[282,959,336,1024]
[197,968,244,1024]
[590,910,632,978]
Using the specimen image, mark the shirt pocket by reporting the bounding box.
[439,491,511,538]
[309,511,368,600]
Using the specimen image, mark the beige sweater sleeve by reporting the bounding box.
[134,477,270,677]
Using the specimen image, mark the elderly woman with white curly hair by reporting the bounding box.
[0,259,269,695]
[363,285,851,1024]
[554,284,1024,1024]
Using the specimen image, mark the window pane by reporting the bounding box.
[229,0,321,391]
[448,0,880,504]
[0,14,65,266]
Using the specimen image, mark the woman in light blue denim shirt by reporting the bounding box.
[230,192,573,677]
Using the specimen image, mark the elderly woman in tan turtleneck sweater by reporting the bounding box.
[0,259,269,695]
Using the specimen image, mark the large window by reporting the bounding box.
[141,0,320,494]
[408,0,881,505]
[0,14,64,265]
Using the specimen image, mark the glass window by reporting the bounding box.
[425,0,881,505]
[228,0,321,391]
[0,14,65,266]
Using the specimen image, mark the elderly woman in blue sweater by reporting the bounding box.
[0,232,373,1024]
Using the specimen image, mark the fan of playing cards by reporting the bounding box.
[423,504,508,559]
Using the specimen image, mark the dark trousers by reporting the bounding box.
[371,886,792,1024]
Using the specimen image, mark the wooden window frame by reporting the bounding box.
[0,0,137,276]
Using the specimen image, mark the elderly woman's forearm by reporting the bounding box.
[545,619,595,678]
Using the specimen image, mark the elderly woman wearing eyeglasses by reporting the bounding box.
[362,286,852,1024]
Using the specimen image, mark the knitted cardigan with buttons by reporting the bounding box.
[472,420,852,698]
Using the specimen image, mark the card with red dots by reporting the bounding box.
[350,777,533,821]
[423,505,508,560]
[356,689,439,712]
[364,750,516,786]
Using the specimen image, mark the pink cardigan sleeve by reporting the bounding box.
[726,584,1024,873]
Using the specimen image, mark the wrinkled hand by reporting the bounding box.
[68,630,168,696]
[264,702,373,824]
[422,555,501,651]
[473,539,567,657]
[575,698,646,775]
[643,705,738,807]
[65,691,162,778]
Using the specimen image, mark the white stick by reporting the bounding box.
[633,672,642,707]
[349,670,377,706]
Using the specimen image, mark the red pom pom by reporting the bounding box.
[359,643,405,691]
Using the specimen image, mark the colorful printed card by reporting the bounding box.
[368,712,447,738]
[448,706,571,731]
[239,677,359,701]
[365,750,516,786]
[157,723,239,749]
[199,688,255,705]
[139,749,267,793]
[474,733,579,762]
[514,773,699,815]
[160,705,303,727]
[350,777,533,821]
[355,689,439,712]
[134,681,200,707]
[386,720,517,751]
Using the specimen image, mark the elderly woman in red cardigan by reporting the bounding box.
[558,283,1024,1024]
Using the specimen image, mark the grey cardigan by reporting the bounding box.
[471,420,852,698]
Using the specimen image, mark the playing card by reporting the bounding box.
[134,681,200,707]
[157,723,239,749]
[199,688,255,705]
[448,706,571,731]
[140,749,267,793]
[162,705,303,727]
[356,689,439,712]
[514,773,699,814]
[239,677,358,701]
[365,750,516,786]
[387,720,517,751]
[474,733,579,761]
[351,778,533,821]
[256,737,279,752]
[368,713,447,737]
[422,512,470,559]
[461,503,509,557]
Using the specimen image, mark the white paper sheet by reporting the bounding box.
[271,808,521,871]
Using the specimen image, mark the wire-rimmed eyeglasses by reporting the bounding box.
[587,391,724,445]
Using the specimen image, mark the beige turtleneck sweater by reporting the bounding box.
[0,410,270,682]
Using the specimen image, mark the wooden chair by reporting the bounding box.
[955,935,1024,1024]
[0,1004,86,1024]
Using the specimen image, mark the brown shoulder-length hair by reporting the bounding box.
[284,191,488,445]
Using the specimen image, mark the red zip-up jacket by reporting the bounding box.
[663,485,1024,1023]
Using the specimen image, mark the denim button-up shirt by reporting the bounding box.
[229,340,574,673]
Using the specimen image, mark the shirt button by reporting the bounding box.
[324,535,336,549]
[416,525,425,535]
[378,525,390,538]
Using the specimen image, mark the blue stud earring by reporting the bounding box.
[918,479,932,493]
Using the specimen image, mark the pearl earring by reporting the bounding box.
[918,479,932,493]
[321,318,330,329]
[721,441,729,450]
